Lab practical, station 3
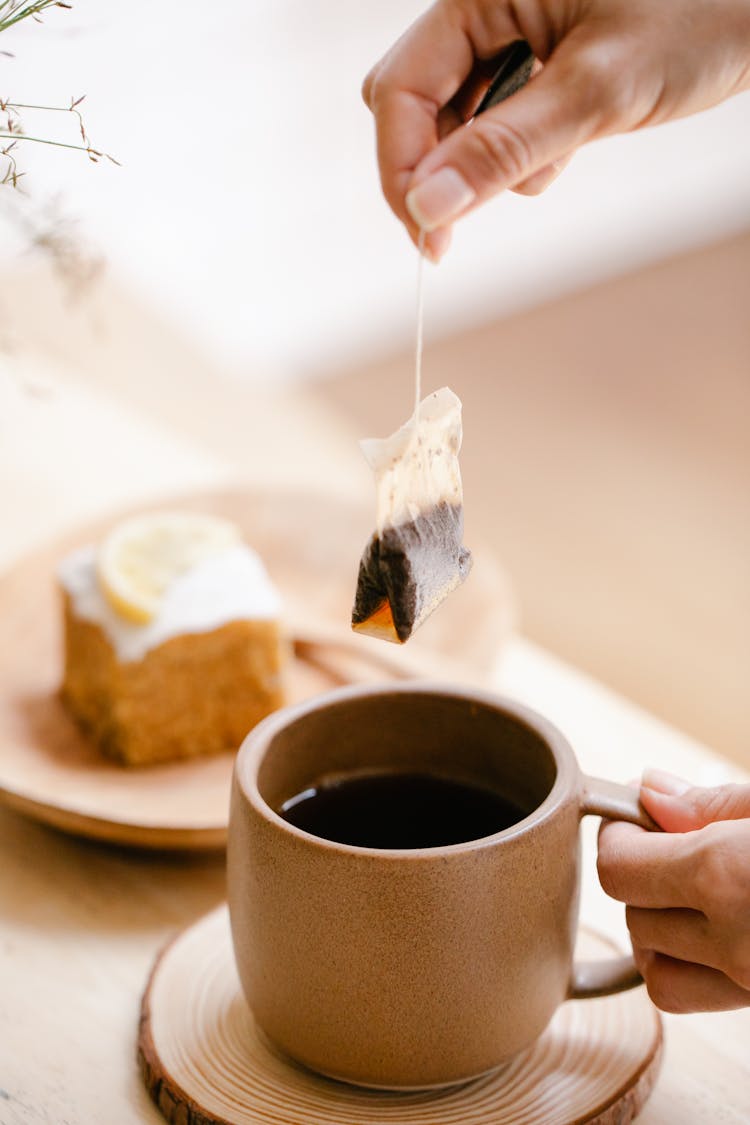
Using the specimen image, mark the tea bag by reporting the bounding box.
[351,386,471,643]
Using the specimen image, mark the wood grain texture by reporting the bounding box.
[138,906,662,1125]
[0,489,512,849]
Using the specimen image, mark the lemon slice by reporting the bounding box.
[97,512,241,624]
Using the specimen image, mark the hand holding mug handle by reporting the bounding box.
[570,776,659,999]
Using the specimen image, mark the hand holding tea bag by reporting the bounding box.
[351,387,471,644]
[362,0,750,262]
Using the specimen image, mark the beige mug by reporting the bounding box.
[227,683,654,1090]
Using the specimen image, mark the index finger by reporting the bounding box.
[597,819,700,909]
[362,2,520,244]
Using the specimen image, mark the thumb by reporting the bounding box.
[640,769,750,833]
[405,39,616,231]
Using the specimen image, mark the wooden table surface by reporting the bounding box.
[1,344,748,1124]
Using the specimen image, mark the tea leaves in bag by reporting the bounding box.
[351,387,471,643]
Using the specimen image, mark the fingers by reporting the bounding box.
[363,2,493,258]
[403,34,624,232]
[511,153,573,196]
[632,948,750,1014]
[367,81,445,256]
[601,818,750,917]
[599,771,750,1013]
[365,0,750,255]
[450,55,511,122]
[626,906,721,971]
[640,770,750,832]
[627,905,750,991]
[363,1,564,258]
[597,820,699,908]
[363,2,627,254]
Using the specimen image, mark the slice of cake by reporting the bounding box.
[59,512,287,766]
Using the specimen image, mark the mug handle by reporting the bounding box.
[569,775,659,1000]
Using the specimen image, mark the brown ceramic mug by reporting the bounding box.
[227,682,654,1090]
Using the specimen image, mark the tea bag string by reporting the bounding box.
[413,227,426,430]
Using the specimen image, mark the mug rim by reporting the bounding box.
[234,681,580,859]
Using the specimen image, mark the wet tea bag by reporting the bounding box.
[351,386,472,643]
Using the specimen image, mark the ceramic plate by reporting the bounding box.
[0,488,513,849]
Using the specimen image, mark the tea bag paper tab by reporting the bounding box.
[352,387,472,643]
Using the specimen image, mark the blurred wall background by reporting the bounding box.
[1,1,748,764]
[2,0,749,376]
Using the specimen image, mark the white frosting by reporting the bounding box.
[360,386,464,536]
[58,543,282,664]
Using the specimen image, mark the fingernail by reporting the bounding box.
[406,167,476,232]
[423,226,452,264]
[641,768,691,797]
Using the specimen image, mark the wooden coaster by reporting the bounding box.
[0,488,513,849]
[139,906,662,1125]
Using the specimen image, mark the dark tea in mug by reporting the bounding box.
[278,770,525,849]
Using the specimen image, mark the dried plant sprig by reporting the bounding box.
[0,127,120,163]
[0,95,120,180]
[7,93,87,140]
[0,0,71,35]
[0,0,119,183]
[0,139,22,185]
[0,0,112,295]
